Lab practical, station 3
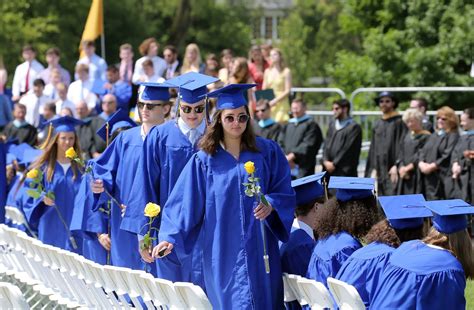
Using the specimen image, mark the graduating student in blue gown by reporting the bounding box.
[371,199,474,310]
[154,84,296,309]
[306,177,380,288]
[122,73,219,284]
[22,116,85,251]
[90,88,172,270]
[336,194,431,308]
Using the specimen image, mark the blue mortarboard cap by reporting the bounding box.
[96,109,137,142]
[164,72,219,104]
[378,194,432,229]
[139,83,171,102]
[291,172,326,205]
[425,199,474,234]
[328,176,375,202]
[205,84,256,110]
[19,148,43,166]
[9,143,34,160]
[6,153,16,165]
[44,116,84,132]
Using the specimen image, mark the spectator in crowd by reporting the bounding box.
[99,94,118,121]
[365,91,407,196]
[67,64,98,113]
[391,108,431,194]
[37,102,58,142]
[278,99,323,179]
[253,99,280,142]
[60,107,74,117]
[0,88,12,132]
[180,43,205,74]
[410,97,434,133]
[1,103,37,146]
[118,43,134,85]
[39,47,71,86]
[323,99,362,177]
[218,49,233,84]
[418,106,459,200]
[43,68,63,100]
[19,78,49,127]
[75,101,106,159]
[0,56,7,94]
[248,45,268,90]
[12,44,45,102]
[261,43,272,66]
[162,45,180,80]
[76,40,107,82]
[204,54,222,92]
[229,57,256,112]
[133,38,167,84]
[100,65,132,111]
[451,107,473,203]
[138,59,164,83]
[262,48,292,123]
[55,83,76,118]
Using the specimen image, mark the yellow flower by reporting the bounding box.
[65,147,77,159]
[144,202,161,218]
[244,161,255,174]
[26,169,39,179]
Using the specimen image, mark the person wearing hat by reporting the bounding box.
[121,72,218,284]
[336,194,431,308]
[22,116,85,251]
[90,83,171,270]
[371,199,474,309]
[306,177,380,289]
[365,91,407,196]
[154,83,295,309]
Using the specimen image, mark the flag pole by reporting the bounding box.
[100,0,106,60]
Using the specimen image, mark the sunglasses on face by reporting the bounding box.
[137,102,161,110]
[180,105,205,114]
[223,114,249,124]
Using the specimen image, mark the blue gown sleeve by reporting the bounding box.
[22,174,47,230]
[332,246,360,275]
[416,269,466,309]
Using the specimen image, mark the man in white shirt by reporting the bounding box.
[19,78,50,127]
[12,45,45,102]
[55,83,76,118]
[39,47,71,86]
[132,37,167,84]
[76,40,107,83]
[68,64,98,114]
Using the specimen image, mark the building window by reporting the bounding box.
[265,17,273,39]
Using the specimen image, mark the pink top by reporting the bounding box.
[248,62,268,90]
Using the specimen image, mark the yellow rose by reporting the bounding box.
[65,147,77,159]
[144,202,161,218]
[26,169,39,179]
[244,161,255,174]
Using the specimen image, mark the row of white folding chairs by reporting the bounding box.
[0,281,30,309]
[0,224,212,309]
[282,273,366,310]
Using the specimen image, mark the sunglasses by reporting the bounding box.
[256,108,267,113]
[180,105,205,114]
[223,114,249,124]
[137,102,161,110]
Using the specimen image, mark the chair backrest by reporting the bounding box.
[140,273,169,307]
[327,277,366,310]
[0,282,29,309]
[174,282,212,310]
[154,278,188,309]
[297,277,333,309]
[5,206,27,226]
[287,274,308,306]
[282,273,297,302]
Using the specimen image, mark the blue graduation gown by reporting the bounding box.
[335,242,394,308]
[306,231,362,288]
[23,163,82,251]
[5,175,30,233]
[371,240,466,309]
[92,126,144,270]
[158,137,296,309]
[0,142,6,223]
[122,121,200,283]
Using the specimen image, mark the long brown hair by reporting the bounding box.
[199,106,258,155]
[230,57,250,84]
[436,106,459,133]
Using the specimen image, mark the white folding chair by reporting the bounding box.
[174,282,212,309]
[286,274,308,306]
[126,269,156,309]
[102,265,134,308]
[282,273,297,303]
[140,272,169,308]
[106,265,143,310]
[154,278,188,309]
[297,277,333,309]
[0,282,30,309]
[327,277,366,310]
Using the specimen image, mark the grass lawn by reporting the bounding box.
[467,280,474,309]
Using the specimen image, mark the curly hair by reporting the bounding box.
[314,196,380,239]
[364,219,401,248]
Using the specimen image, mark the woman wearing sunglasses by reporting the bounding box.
[154,83,295,309]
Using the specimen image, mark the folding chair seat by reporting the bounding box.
[327,277,366,310]
[139,272,169,308]
[174,281,212,309]
[297,277,334,309]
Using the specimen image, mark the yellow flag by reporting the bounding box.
[79,0,103,58]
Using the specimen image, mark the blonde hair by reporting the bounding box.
[270,48,286,70]
[403,108,424,123]
[181,43,202,74]
[436,106,459,132]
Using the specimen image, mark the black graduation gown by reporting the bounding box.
[323,120,362,177]
[418,131,460,200]
[253,121,281,142]
[2,122,37,146]
[76,116,106,160]
[395,131,430,195]
[451,134,473,203]
[278,117,323,178]
[365,114,407,195]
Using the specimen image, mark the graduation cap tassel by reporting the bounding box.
[39,124,54,150]
[105,122,110,147]
[205,96,211,126]
[322,177,329,201]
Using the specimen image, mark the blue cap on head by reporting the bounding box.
[96,109,137,142]
[8,143,34,162]
[139,83,171,102]
[291,172,326,205]
[6,153,16,165]
[205,84,256,110]
[378,194,432,229]
[164,72,219,104]
[19,148,43,166]
[44,116,84,133]
[425,199,474,234]
[328,176,375,202]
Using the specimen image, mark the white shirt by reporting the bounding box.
[76,54,107,82]
[67,79,98,110]
[56,99,77,118]
[132,56,167,84]
[12,60,45,97]
[290,218,315,240]
[140,125,146,141]
[58,162,71,174]
[164,60,180,79]
[19,93,50,127]
[177,117,205,143]
[43,83,59,100]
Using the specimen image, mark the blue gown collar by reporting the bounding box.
[258,118,276,128]
[335,117,353,130]
[288,114,311,124]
